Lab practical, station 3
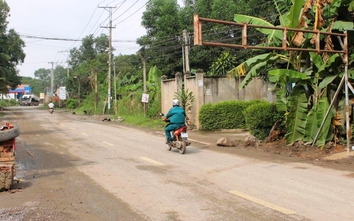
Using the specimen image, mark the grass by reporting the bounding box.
[117,114,166,130]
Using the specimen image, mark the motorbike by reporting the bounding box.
[160,113,189,154]
[49,108,54,114]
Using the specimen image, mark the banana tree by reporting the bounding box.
[269,53,342,145]
[228,0,354,146]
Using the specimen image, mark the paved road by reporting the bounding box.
[1,106,354,220]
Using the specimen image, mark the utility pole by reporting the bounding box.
[99,5,116,111]
[140,47,147,114]
[182,42,185,73]
[183,29,190,72]
[113,62,117,115]
[93,68,98,112]
[48,62,55,99]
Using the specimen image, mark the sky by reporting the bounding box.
[6,0,183,78]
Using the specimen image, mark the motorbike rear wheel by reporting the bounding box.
[178,139,186,154]
[165,138,172,151]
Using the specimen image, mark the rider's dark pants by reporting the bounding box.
[165,123,185,141]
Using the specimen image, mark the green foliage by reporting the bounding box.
[233,14,282,45]
[228,53,288,88]
[0,1,25,93]
[226,0,353,147]
[174,89,195,110]
[210,51,238,76]
[0,99,18,107]
[303,95,335,146]
[69,34,109,70]
[66,98,77,109]
[20,76,43,96]
[243,101,284,140]
[284,86,308,145]
[137,0,182,76]
[199,100,263,130]
[118,113,165,130]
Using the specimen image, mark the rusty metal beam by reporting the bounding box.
[194,14,202,46]
[194,15,346,54]
[202,42,345,54]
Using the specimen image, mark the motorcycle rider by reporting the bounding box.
[164,99,186,144]
[48,101,54,111]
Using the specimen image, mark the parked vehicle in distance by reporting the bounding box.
[20,94,40,106]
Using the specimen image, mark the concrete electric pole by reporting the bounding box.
[48,62,55,98]
[183,29,190,72]
[99,5,116,111]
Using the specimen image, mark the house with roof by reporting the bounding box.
[0,85,32,100]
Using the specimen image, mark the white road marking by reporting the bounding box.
[188,138,209,145]
[103,141,114,147]
[139,157,164,166]
[229,190,296,215]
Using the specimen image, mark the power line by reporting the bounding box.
[20,34,136,42]
[112,0,139,24]
[114,1,149,26]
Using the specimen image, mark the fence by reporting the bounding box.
[161,69,275,129]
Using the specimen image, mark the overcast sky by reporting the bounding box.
[6,0,183,78]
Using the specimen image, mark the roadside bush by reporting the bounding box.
[66,98,77,109]
[199,103,216,130]
[199,100,264,130]
[243,102,284,140]
[0,99,18,107]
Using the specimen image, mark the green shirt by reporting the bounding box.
[166,106,185,124]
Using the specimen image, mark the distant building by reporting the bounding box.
[0,85,32,100]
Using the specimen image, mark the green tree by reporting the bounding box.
[34,68,50,94]
[137,0,182,76]
[20,76,43,96]
[69,34,109,71]
[0,1,25,93]
[54,65,67,90]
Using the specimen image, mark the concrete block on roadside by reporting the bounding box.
[245,135,256,147]
[217,138,236,147]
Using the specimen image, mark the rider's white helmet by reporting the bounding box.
[172,99,180,106]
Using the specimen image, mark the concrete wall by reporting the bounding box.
[161,70,275,129]
[161,73,182,116]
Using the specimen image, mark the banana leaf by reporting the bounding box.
[303,106,319,145]
[332,21,354,31]
[318,74,338,89]
[275,88,288,112]
[315,96,335,147]
[350,1,354,11]
[148,66,162,86]
[233,15,282,44]
[227,53,286,89]
[269,69,310,84]
[286,0,304,28]
[285,86,308,145]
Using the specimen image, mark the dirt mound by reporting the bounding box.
[233,139,354,164]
